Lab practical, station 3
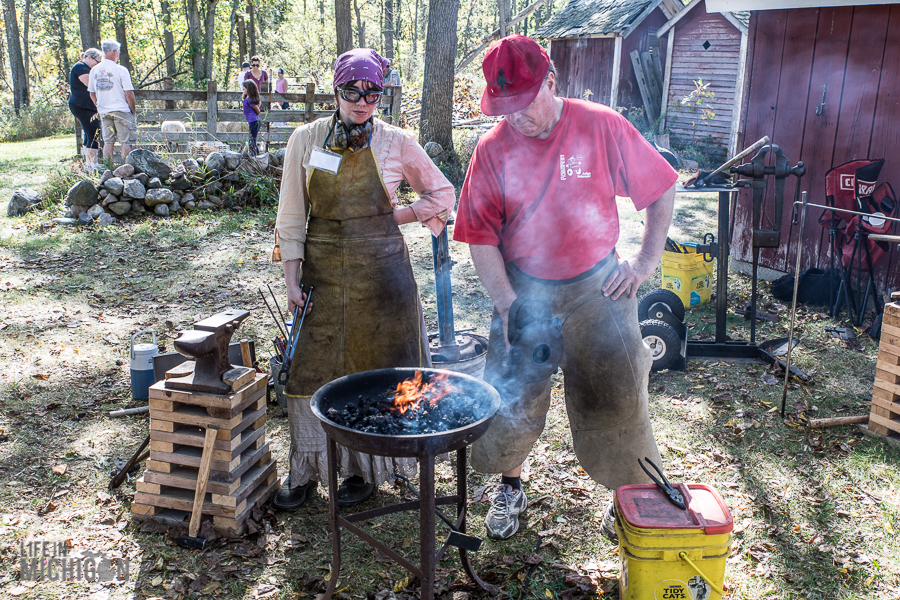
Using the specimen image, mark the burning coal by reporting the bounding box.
[325,370,483,435]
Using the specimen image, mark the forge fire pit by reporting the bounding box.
[311,367,501,600]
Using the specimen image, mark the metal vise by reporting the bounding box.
[506,297,564,383]
[731,144,806,248]
[167,309,250,394]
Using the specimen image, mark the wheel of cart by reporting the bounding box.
[640,319,682,371]
[638,289,685,325]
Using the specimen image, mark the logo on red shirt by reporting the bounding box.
[558,154,591,181]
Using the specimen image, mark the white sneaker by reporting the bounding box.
[485,484,528,540]
[600,502,618,542]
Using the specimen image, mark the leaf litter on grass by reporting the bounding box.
[1,155,899,598]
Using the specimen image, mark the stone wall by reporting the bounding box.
[63,148,285,226]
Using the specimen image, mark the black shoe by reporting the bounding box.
[337,475,376,507]
[272,477,316,511]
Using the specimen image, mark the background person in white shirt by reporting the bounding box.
[88,39,137,161]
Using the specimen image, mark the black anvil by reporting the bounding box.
[166,309,250,394]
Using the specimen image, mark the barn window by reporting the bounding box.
[703,40,711,50]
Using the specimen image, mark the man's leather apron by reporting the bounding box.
[471,253,661,491]
[283,144,429,486]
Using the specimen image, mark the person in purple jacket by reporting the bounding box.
[242,80,261,156]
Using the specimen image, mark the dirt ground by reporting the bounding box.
[1,144,899,600]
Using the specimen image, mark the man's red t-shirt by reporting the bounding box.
[453,98,678,280]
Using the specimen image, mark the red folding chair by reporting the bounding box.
[821,159,894,324]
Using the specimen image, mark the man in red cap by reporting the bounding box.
[453,35,677,540]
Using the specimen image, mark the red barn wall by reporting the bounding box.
[618,8,670,110]
[549,37,615,105]
[662,6,742,157]
[734,5,900,294]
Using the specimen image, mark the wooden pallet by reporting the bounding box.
[869,303,900,437]
[133,371,278,536]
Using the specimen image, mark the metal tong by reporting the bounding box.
[277,285,313,385]
[638,457,686,510]
[392,473,482,551]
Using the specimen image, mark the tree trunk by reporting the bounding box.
[22,0,29,100]
[54,0,70,80]
[383,0,394,61]
[498,0,508,37]
[225,0,240,84]
[319,0,325,25]
[237,15,247,64]
[114,5,133,72]
[412,0,419,55]
[248,0,256,58]
[91,0,101,48]
[3,0,28,113]
[187,0,203,81]
[420,0,459,156]
[77,0,94,50]
[160,0,176,77]
[335,0,352,56]
[204,0,219,80]
[353,0,365,47]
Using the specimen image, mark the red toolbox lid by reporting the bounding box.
[615,483,733,535]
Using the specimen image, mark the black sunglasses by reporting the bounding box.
[338,87,383,105]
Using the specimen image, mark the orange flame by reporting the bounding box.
[390,371,456,415]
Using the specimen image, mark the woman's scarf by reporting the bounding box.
[331,112,374,151]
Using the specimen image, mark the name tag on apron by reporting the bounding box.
[309,147,342,174]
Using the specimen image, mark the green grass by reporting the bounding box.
[0,136,76,214]
[0,140,899,599]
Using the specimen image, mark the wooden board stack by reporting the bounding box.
[131,372,278,536]
[870,301,900,438]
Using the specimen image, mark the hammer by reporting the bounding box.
[175,426,218,550]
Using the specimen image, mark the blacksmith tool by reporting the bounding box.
[109,434,150,490]
[506,296,564,383]
[392,473,482,551]
[277,286,313,385]
[781,191,808,417]
[175,426,217,550]
[167,309,250,394]
[638,457,686,510]
[258,288,288,342]
[266,283,292,343]
[686,135,770,188]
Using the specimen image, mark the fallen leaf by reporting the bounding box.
[8,586,28,597]
[32,373,50,380]
[761,373,779,385]
[200,581,221,594]
[51,464,67,475]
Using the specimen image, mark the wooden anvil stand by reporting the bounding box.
[131,310,278,536]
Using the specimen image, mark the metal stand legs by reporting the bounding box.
[321,440,497,600]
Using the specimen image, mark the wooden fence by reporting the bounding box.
[75,80,402,154]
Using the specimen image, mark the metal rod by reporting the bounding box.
[290,286,313,360]
[794,201,900,224]
[267,283,291,341]
[782,191,808,418]
[258,288,288,341]
[706,135,770,180]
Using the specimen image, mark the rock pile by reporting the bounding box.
[7,188,42,217]
[61,148,285,225]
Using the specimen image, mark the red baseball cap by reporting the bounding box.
[481,35,550,116]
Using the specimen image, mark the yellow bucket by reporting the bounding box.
[660,244,713,308]
[615,483,732,600]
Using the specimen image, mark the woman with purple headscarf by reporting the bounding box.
[272,49,455,510]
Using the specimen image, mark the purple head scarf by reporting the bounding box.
[333,48,388,89]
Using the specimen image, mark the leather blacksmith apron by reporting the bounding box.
[283,143,430,484]
[285,144,430,396]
